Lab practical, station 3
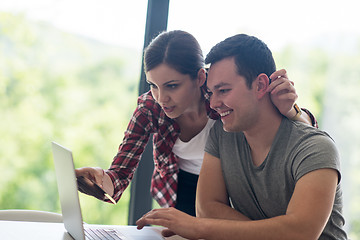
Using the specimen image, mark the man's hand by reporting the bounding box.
[136,207,201,239]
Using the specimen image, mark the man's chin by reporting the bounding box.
[222,123,241,133]
[223,125,234,132]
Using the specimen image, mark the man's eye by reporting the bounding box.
[219,89,230,94]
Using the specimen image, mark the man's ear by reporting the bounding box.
[255,73,270,99]
[197,68,207,87]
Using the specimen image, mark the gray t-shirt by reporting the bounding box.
[205,118,347,240]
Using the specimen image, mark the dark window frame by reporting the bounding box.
[128,0,170,225]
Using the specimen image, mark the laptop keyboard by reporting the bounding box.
[85,228,124,240]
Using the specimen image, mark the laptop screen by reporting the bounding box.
[52,141,86,240]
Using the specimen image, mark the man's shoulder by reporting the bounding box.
[286,119,332,140]
[284,119,337,153]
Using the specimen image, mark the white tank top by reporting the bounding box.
[172,119,216,175]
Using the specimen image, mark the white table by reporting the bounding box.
[0,220,186,240]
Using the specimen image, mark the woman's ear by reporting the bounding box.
[197,68,207,87]
[256,73,270,99]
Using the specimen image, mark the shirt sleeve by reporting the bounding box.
[105,96,155,203]
[292,132,341,184]
[204,120,222,158]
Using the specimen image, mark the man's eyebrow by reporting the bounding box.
[212,82,230,90]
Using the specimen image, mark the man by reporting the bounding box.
[136,34,347,240]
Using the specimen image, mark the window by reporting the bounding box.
[1,1,359,238]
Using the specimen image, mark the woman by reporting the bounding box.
[76,30,316,216]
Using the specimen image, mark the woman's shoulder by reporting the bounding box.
[138,90,155,103]
[136,91,173,128]
[137,91,161,110]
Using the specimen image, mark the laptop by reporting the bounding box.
[51,141,164,240]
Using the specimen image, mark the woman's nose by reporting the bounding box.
[157,90,169,104]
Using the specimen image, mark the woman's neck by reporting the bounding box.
[178,92,206,121]
[175,94,208,142]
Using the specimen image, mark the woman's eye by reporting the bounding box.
[167,84,178,89]
[148,82,157,89]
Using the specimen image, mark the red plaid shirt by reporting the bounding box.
[106,87,318,207]
[106,87,219,207]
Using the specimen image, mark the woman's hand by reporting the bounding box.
[75,167,104,187]
[268,69,297,118]
[75,167,114,196]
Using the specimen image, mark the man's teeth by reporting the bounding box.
[220,110,232,117]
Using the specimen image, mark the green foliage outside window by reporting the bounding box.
[0,12,139,225]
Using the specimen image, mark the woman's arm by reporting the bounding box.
[75,93,156,203]
[75,110,151,203]
[268,69,316,127]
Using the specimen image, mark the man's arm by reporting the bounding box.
[198,168,338,240]
[196,152,250,221]
[136,168,338,240]
[196,151,339,239]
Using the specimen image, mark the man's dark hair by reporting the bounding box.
[205,34,276,88]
